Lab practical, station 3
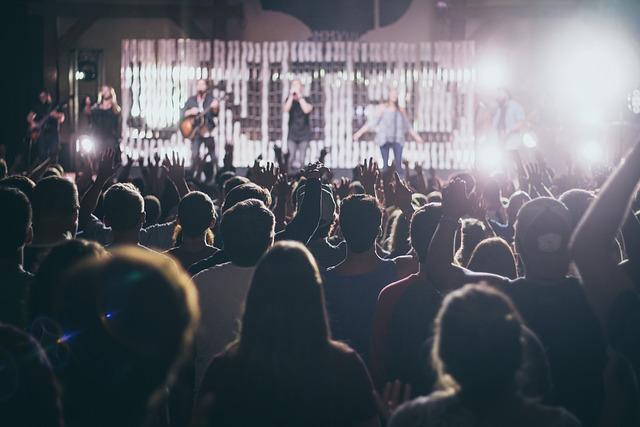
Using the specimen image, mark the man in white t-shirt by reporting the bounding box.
[192,199,275,389]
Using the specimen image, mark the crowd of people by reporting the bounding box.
[0,136,639,427]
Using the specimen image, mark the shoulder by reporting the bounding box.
[379,275,415,303]
[390,393,457,427]
[520,401,582,427]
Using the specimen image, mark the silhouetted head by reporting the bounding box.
[514,197,572,281]
[339,194,382,253]
[178,191,215,238]
[558,189,594,230]
[467,237,518,279]
[103,183,145,234]
[31,176,79,241]
[433,284,523,399]
[0,188,32,258]
[220,199,275,267]
[53,247,198,427]
[222,182,271,213]
[410,203,442,264]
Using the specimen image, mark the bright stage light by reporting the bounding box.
[477,141,504,173]
[580,141,603,164]
[544,19,639,122]
[522,132,537,149]
[76,135,94,153]
[477,57,508,89]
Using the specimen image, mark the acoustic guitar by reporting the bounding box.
[179,95,225,139]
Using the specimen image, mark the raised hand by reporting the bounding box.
[274,173,292,200]
[393,171,414,214]
[360,157,379,196]
[442,178,471,220]
[162,151,186,184]
[335,176,352,200]
[96,148,117,183]
[252,161,279,189]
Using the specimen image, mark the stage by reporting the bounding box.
[112,39,477,170]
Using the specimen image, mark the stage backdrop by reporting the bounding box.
[121,39,476,169]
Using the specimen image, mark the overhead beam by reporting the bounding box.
[58,16,99,51]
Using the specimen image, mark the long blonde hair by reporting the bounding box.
[97,86,121,114]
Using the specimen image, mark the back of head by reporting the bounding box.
[507,191,531,224]
[30,239,106,320]
[54,247,198,427]
[339,194,382,253]
[222,182,271,213]
[220,199,275,266]
[143,195,161,226]
[410,203,442,263]
[433,284,523,398]
[178,191,215,238]
[31,176,79,236]
[348,181,365,195]
[103,183,145,233]
[514,197,572,279]
[455,219,486,266]
[0,188,31,257]
[0,324,63,427]
[0,175,36,200]
[239,242,329,365]
[559,189,594,230]
[467,237,518,279]
[223,175,249,198]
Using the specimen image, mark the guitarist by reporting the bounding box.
[26,89,64,162]
[182,79,219,168]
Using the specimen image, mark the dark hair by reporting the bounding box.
[339,194,382,253]
[235,241,334,387]
[410,202,442,263]
[433,284,523,398]
[31,176,79,228]
[103,183,144,232]
[467,237,518,279]
[143,195,161,226]
[53,247,199,427]
[0,324,63,427]
[0,175,36,200]
[454,219,486,267]
[220,199,274,266]
[29,239,106,321]
[558,189,594,230]
[348,181,365,195]
[222,182,271,213]
[0,158,7,179]
[178,191,215,238]
[0,188,31,256]
[223,176,250,197]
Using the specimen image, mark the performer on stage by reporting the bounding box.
[90,85,121,155]
[282,79,313,172]
[352,88,422,177]
[493,88,525,150]
[182,79,219,168]
[27,89,65,162]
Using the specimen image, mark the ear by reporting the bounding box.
[139,212,146,228]
[104,216,111,228]
[25,225,33,246]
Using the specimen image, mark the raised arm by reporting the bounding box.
[426,179,503,290]
[282,94,294,113]
[79,149,116,230]
[570,140,640,323]
[276,163,324,244]
[298,96,313,114]
[162,152,189,200]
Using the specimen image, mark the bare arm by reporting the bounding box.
[79,149,116,230]
[298,96,313,114]
[570,140,640,323]
[282,95,294,113]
